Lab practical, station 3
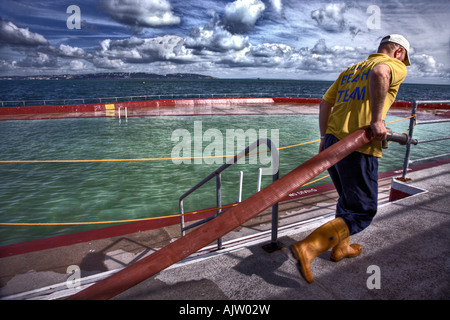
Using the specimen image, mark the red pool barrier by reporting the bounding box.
[0,97,447,121]
[0,97,275,116]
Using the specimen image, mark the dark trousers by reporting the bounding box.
[324,134,379,235]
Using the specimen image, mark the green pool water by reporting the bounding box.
[0,113,446,246]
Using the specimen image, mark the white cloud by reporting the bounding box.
[0,59,16,72]
[414,54,439,73]
[92,56,126,69]
[99,0,181,28]
[92,35,195,69]
[311,3,347,32]
[247,42,295,68]
[211,37,372,77]
[69,60,88,72]
[269,0,283,16]
[223,0,266,34]
[184,0,266,58]
[411,53,448,78]
[0,20,48,47]
[16,52,57,69]
[309,2,365,37]
[186,23,249,53]
[56,44,87,59]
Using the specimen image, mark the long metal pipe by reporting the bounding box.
[67,127,372,300]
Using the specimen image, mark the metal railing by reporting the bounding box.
[179,138,279,251]
[0,93,322,107]
[401,100,450,180]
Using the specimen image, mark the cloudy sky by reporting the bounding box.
[0,0,449,83]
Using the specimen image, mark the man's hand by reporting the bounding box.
[319,138,326,153]
[370,120,387,141]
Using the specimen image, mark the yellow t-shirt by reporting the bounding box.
[323,53,407,157]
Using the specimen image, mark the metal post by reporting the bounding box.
[401,100,417,180]
[237,171,243,203]
[270,169,280,246]
[180,199,186,236]
[216,173,222,250]
[262,140,282,253]
[257,168,262,192]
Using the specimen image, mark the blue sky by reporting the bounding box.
[0,0,449,83]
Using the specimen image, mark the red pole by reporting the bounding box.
[67,127,372,300]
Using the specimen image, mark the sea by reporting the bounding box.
[1,78,450,103]
[0,79,449,246]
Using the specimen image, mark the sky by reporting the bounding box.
[0,0,449,83]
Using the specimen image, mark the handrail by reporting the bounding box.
[179,138,279,250]
[0,93,322,107]
[401,99,450,180]
[415,100,450,106]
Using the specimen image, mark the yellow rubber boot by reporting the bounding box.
[330,237,362,262]
[291,218,350,283]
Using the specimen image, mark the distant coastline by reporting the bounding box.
[0,72,216,81]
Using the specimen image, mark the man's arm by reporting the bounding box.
[319,99,333,152]
[369,64,392,141]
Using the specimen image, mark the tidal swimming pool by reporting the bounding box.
[0,113,445,245]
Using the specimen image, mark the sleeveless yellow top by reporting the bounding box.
[323,53,407,157]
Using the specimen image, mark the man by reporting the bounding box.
[291,34,411,283]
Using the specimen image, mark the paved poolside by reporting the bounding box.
[1,161,448,301]
[112,162,449,300]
